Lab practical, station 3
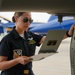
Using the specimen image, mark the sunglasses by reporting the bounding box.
[22,17,33,23]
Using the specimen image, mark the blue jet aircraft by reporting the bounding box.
[29,15,74,35]
[0,15,74,35]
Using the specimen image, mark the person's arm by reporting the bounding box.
[39,36,46,44]
[0,56,31,70]
[63,24,75,39]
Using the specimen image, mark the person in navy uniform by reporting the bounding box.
[0,12,75,75]
[0,12,46,75]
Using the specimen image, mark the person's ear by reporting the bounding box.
[14,16,18,22]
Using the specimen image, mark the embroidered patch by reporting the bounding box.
[28,37,33,40]
[29,40,36,44]
[24,70,29,74]
[13,49,22,58]
[28,37,36,44]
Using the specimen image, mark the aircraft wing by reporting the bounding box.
[0,16,12,22]
[29,19,74,35]
[0,0,75,16]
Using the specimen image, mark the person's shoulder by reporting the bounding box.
[1,33,12,41]
[27,31,43,37]
[28,31,38,35]
[27,31,33,35]
[27,31,33,34]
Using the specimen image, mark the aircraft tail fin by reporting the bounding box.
[48,15,58,22]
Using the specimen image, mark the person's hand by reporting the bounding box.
[16,56,31,65]
[68,24,75,36]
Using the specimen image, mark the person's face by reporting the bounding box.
[16,12,33,31]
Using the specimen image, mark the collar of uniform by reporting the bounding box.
[11,27,21,39]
